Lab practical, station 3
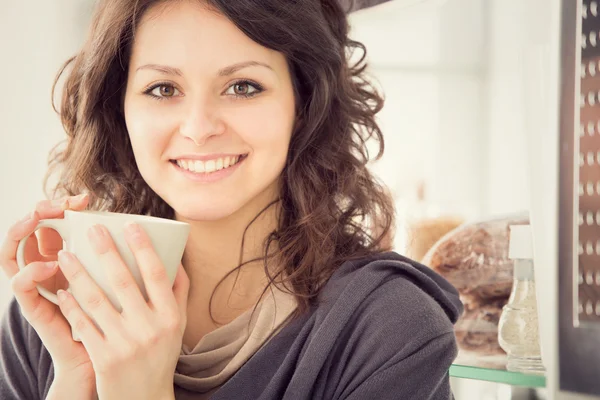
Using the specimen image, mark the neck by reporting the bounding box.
[176,189,280,325]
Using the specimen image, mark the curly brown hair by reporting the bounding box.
[47,0,395,316]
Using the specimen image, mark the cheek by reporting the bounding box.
[125,102,175,164]
[230,100,294,161]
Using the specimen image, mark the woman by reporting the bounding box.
[0,0,463,399]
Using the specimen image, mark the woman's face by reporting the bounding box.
[124,0,295,221]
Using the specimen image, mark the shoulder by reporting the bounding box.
[319,251,463,329]
[357,268,457,339]
[300,253,462,399]
[314,251,463,361]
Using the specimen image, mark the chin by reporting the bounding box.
[170,199,240,222]
[155,176,282,223]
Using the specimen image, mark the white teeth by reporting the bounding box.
[205,160,216,173]
[176,155,243,174]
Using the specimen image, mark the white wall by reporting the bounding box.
[352,0,532,222]
[351,0,489,221]
[0,1,93,310]
[483,0,531,216]
[349,0,495,266]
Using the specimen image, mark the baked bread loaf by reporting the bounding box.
[422,214,529,299]
[454,298,507,355]
[421,214,528,358]
[405,216,464,262]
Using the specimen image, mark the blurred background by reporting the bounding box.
[1,0,593,399]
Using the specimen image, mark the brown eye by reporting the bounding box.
[147,84,181,98]
[233,83,250,95]
[225,81,261,97]
[159,85,175,97]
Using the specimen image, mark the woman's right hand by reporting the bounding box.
[0,194,97,395]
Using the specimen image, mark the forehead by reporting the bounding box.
[130,1,280,69]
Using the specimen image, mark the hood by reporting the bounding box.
[324,251,464,324]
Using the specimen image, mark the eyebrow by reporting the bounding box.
[217,61,273,76]
[136,64,183,76]
[135,61,273,77]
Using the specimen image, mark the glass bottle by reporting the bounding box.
[497,224,546,375]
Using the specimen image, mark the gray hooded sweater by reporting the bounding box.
[1,252,463,399]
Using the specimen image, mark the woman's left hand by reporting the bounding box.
[55,222,189,400]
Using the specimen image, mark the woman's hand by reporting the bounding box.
[0,194,97,397]
[55,222,189,400]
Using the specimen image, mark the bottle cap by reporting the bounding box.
[509,224,533,260]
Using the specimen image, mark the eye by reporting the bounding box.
[225,81,263,98]
[144,83,182,99]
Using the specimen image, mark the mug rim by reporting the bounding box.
[64,210,189,227]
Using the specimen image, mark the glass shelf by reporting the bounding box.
[450,363,546,388]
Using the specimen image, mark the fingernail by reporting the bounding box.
[125,222,141,236]
[51,198,69,209]
[88,225,110,253]
[89,224,106,239]
[45,261,57,269]
[58,250,73,264]
[57,289,68,302]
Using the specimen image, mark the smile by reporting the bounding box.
[171,154,247,174]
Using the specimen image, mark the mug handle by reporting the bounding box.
[16,219,70,305]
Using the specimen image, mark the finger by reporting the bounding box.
[11,261,79,349]
[37,229,64,257]
[0,194,90,278]
[124,222,176,311]
[24,233,54,264]
[35,193,89,216]
[0,212,40,278]
[33,198,69,255]
[86,225,147,313]
[35,197,69,216]
[65,193,90,211]
[57,250,121,334]
[38,194,89,256]
[57,289,104,352]
[172,264,190,332]
[11,261,60,324]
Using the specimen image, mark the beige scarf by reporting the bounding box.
[173,286,297,399]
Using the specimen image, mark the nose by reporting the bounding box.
[178,100,225,146]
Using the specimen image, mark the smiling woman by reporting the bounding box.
[0,0,463,399]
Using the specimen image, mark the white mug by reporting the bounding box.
[16,210,190,340]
